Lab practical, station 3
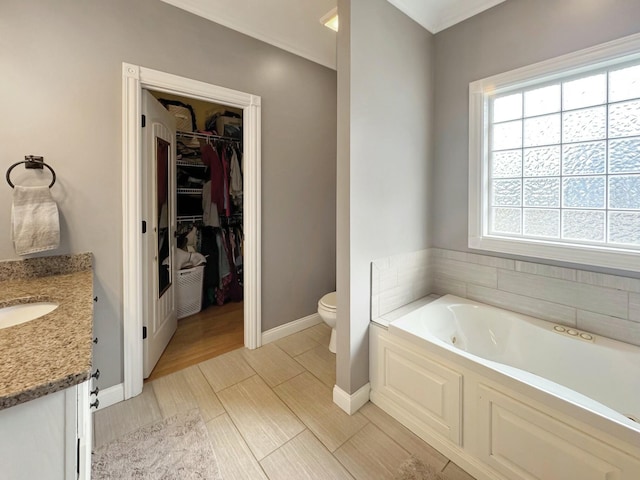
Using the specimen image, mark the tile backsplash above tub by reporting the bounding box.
[371,249,431,320]
[371,248,640,346]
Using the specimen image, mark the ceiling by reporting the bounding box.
[388,0,506,34]
[160,0,507,70]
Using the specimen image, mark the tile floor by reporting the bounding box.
[94,323,476,480]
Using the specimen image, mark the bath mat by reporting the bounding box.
[394,455,445,480]
[92,410,221,480]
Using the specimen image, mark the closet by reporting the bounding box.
[148,90,245,381]
[174,130,244,311]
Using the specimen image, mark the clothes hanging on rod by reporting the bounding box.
[200,141,243,220]
[200,224,244,308]
[173,122,243,310]
[215,226,243,306]
[201,143,225,217]
[229,148,243,201]
[201,180,220,227]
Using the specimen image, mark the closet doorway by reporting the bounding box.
[145,90,246,381]
[122,63,262,401]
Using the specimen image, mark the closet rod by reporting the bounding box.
[176,130,241,145]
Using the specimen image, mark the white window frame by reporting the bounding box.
[469,32,640,272]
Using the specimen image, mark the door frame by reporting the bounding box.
[122,63,262,399]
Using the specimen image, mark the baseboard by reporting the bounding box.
[262,313,322,345]
[94,383,124,411]
[333,383,371,415]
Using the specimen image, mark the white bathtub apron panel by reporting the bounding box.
[477,385,637,480]
[370,295,640,480]
[373,333,462,444]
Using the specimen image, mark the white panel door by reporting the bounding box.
[142,90,177,378]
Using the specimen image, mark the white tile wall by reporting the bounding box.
[431,276,467,297]
[514,261,577,281]
[497,270,628,319]
[577,310,640,345]
[370,249,431,319]
[467,253,515,270]
[466,285,577,326]
[577,271,640,293]
[629,293,640,323]
[433,257,498,288]
[371,248,640,346]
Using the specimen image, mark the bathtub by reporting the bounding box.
[369,294,640,480]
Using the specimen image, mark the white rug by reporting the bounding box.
[92,410,221,480]
[394,455,445,480]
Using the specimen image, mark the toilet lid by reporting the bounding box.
[319,292,337,310]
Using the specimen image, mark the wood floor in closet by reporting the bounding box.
[146,301,244,382]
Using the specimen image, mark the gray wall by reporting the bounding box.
[0,0,337,389]
[337,0,433,393]
[432,0,640,262]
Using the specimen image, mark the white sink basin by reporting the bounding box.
[0,302,59,329]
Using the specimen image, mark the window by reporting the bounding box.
[469,33,640,271]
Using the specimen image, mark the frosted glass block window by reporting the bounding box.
[524,114,560,147]
[562,106,607,143]
[562,141,606,175]
[485,57,640,249]
[609,212,640,245]
[609,64,640,102]
[524,85,560,117]
[563,176,606,209]
[492,208,521,234]
[609,137,640,173]
[609,99,640,138]
[492,179,521,206]
[562,74,606,110]
[524,146,560,177]
[493,93,522,122]
[491,150,522,178]
[524,209,560,238]
[562,210,605,242]
[609,175,640,209]
[492,120,522,150]
[524,178,560,207]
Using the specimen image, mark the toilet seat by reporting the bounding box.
[319,292,336,311]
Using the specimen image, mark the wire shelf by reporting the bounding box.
[177,188,203,195]
[176,159,206,168]
[177,215,203,223]
[176,130,241,145]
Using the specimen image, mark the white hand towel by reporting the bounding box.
[11,185,60,255]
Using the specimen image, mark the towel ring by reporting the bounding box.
[6,156,56,189]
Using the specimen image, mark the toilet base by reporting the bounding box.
[329,328,336,354]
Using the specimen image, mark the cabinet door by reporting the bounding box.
[77,381,92,479]
[0,386,78,480]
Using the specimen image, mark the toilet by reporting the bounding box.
[317,291,337,353]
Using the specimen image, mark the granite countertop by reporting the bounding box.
[0,256,93,410]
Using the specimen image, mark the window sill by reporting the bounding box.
[469,235,640,272]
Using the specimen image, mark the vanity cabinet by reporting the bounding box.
[0,381,92,480]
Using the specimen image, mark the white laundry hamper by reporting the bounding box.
[176,265,205,319]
